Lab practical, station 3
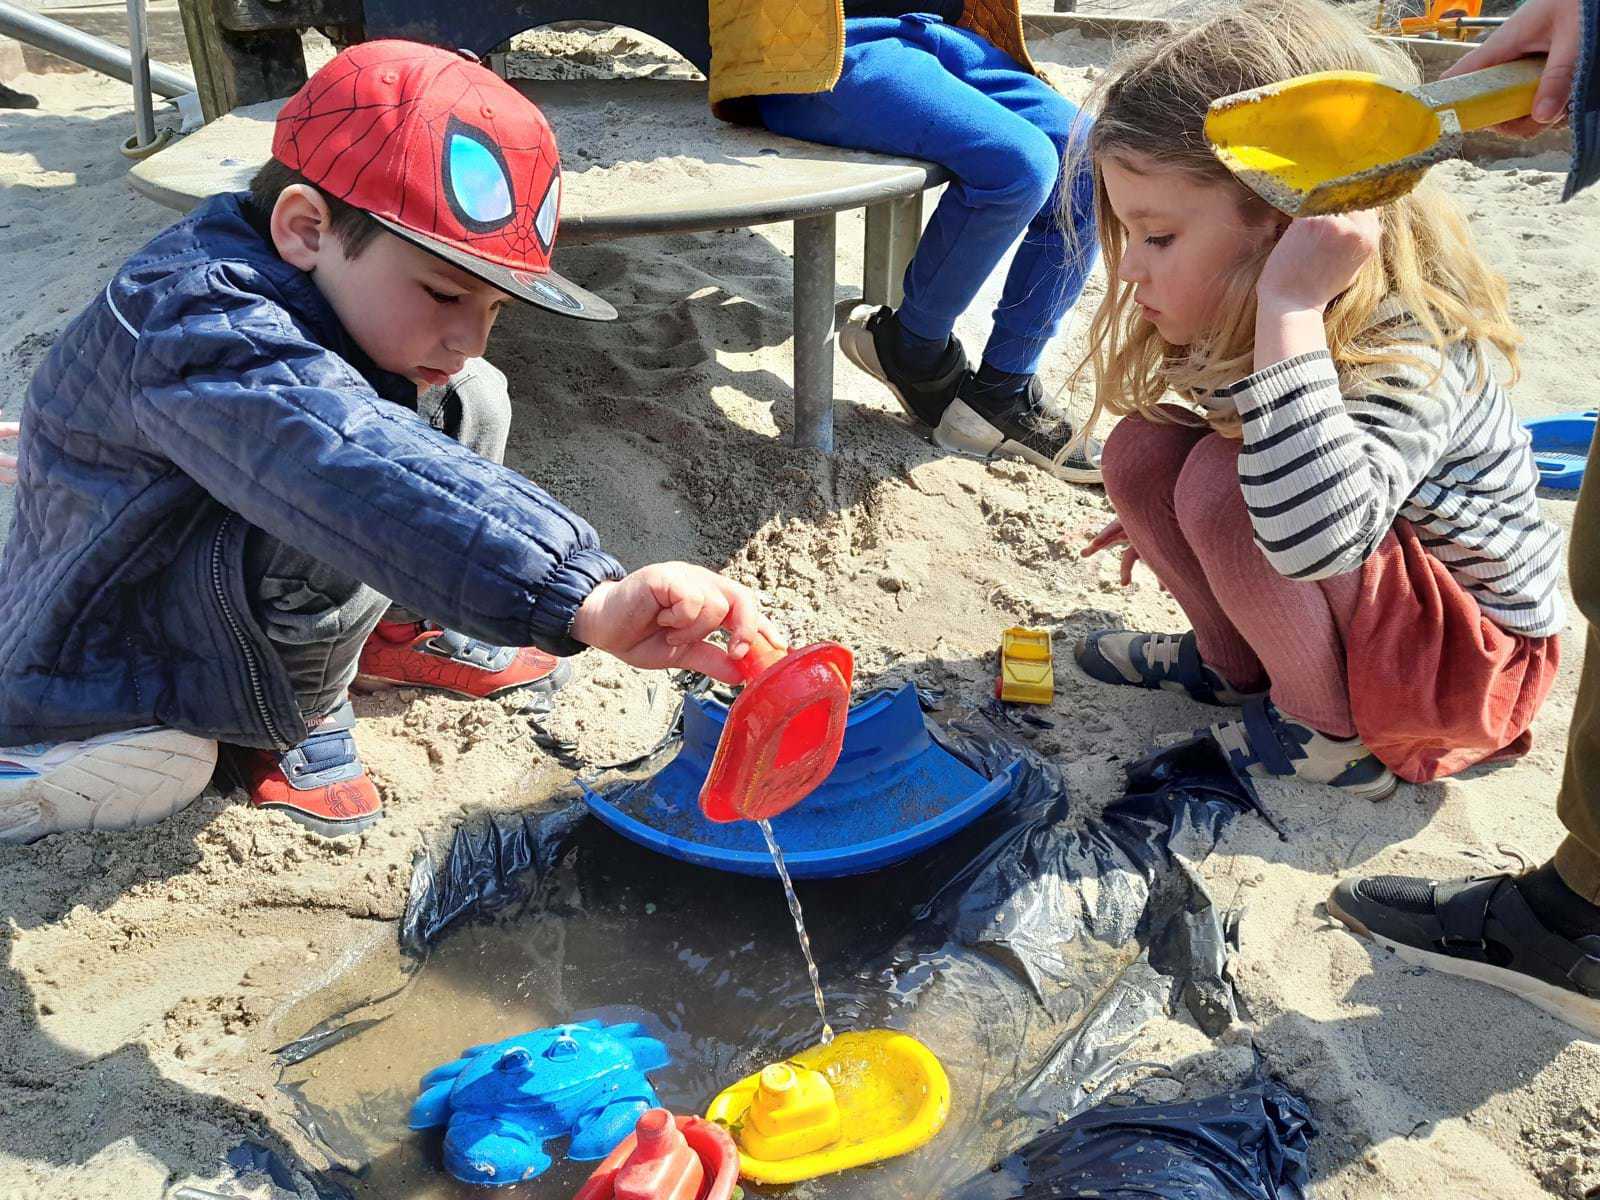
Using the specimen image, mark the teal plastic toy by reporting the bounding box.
[408,1020,671,1187]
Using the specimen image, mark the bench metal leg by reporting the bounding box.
[862,192,923,309]
[792,213,837,452]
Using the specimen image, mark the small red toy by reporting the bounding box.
[573,1109,741,1200]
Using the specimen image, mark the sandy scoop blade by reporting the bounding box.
[1204,57,1544,216]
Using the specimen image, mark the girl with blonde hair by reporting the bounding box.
[1071,0,1563,800]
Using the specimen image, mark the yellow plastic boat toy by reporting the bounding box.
[705,1030,949,1185]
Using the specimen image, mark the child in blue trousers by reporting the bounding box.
[757,6,1100,481]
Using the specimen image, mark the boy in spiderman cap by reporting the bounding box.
[0,41,783,842]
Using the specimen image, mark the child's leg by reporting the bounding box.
[383,359,513,625]
[358,361,570,700]
[235,361,537,835]
[1101,415,1266,692]
[757,18,1067,349]
[1173,435,1361,737]
[418,357,511,464]
[244,535,390,720]
[247,357,519,719]
[917,22,1096,378]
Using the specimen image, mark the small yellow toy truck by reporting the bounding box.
[997,626,1054,705]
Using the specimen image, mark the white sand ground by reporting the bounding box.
[0,17,1597,1200]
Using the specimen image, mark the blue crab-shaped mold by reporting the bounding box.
[408,1019,671,1187]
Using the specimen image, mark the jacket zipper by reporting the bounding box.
[211,514,289,748]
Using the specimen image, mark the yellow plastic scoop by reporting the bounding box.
[1204,57,1545,215]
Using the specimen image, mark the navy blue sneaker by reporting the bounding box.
[1197,700,1396,800]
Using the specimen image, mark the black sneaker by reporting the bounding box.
[0,83,39,111]
[1328,873,1600,1038]
[838,304,969,428]
[935,374,1102,484]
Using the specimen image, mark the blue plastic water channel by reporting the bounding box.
[582,683,1019,879]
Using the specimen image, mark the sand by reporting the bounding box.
[1,17,1599,1200]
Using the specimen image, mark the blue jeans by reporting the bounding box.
[758,15,1097,375]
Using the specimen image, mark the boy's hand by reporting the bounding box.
[1445,0,1578,135]
[570,563,787,684]
[1255,210,1382,317]
[0,421,18,485]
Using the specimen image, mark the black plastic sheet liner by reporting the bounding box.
[949,1080,1314,1200]
[277,701,1312,1198]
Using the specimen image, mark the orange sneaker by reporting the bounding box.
[229,701,381,837]
[356,620,571,700]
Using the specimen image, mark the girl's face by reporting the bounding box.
[1100,152,1284,346]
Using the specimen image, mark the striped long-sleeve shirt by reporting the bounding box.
[1217,340,1566,638]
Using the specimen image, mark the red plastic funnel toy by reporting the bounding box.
[572,1109,740,1200]
[698,637,854,823]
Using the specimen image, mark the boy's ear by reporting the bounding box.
[270,184,333,270]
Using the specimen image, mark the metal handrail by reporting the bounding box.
[0,0,194,98]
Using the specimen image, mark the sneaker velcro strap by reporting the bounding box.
[423,626,516,672]
[1569,949,1600,996]
[1437,876,1600,997]
[1240,700,1298,777]
[281,724,363,790]
[1434,876,1498,955]
[1174,633,1221,705]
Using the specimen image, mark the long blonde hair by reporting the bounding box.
[1067,0,1519,437]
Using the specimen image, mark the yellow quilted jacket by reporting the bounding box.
[708,0,1037,118]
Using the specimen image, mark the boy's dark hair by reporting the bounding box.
[247,157,382,259]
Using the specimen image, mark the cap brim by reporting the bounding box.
[373,216,617,321]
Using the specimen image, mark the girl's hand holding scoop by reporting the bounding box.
[571,562,787,684]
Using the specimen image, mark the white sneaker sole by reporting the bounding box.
[0,727,217,844]
[933,398,1103,485]
[837,304,925,427]
[1328,892,1600,1041]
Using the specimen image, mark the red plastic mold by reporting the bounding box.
[698,640,854,823]
[573,1109,741,1200]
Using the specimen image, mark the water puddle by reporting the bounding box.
[271,733,1251,1199]
[277,815,1063,1199]
[757,817,833,1045]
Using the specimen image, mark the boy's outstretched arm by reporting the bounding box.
[128,264,625,655]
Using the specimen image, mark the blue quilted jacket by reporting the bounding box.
[0,193,624,751]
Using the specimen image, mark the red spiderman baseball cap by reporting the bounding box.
[272,40,614,320]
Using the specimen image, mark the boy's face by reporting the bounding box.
[273,186,513,388]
